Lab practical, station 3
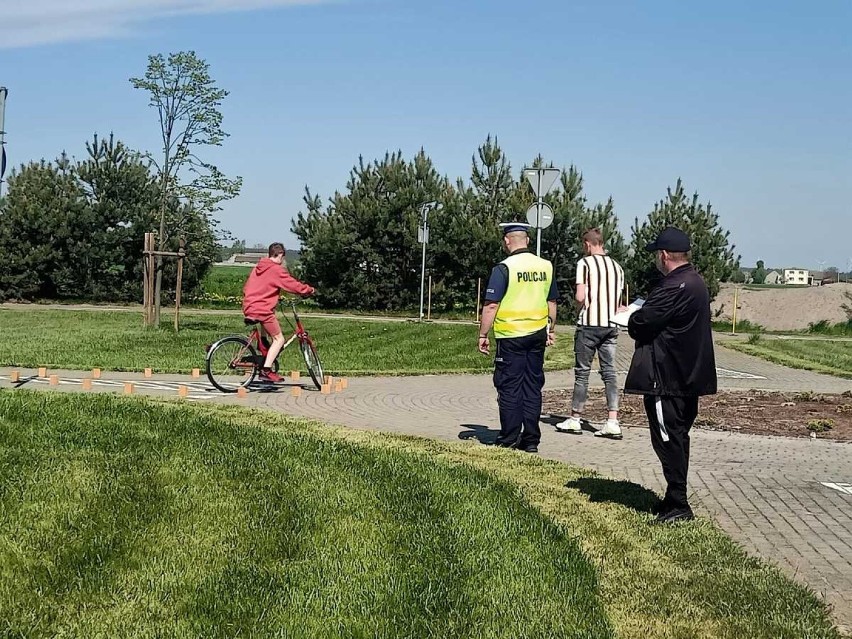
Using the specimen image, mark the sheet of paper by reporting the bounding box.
[611,298,645,327]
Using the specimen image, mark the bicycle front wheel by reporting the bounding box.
[207,336,257,393]
[300,338,324,390]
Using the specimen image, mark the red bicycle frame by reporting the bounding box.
[234,301,314,369]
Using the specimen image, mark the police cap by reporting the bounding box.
[499,222,532,236]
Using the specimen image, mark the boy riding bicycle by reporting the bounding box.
[242,242,315,382]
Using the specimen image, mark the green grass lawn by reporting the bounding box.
[0,308,574,375]
[725,338,852,379]
[193,264,254,306]
[0,392,840,638]
[204,264,254,294]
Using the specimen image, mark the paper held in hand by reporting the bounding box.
[611,298,645,327]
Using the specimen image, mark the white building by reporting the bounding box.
[783,268,810,285]
[764,270,781,284]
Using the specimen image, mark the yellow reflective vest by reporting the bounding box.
[494,251,553,339]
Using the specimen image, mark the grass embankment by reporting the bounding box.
[0,392,840,638]
[0,308,575,375]
[726,337,852,380]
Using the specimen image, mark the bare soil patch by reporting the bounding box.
[543,388,852,442]
[712,282,852,331]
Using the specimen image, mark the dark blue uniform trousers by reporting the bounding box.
[493,328,547,447]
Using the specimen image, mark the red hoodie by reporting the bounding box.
[242,258,315,318]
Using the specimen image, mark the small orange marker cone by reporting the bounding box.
[178,385,189,397]
[10,371,20,383]
[124,382,134,395]
[82,378,93,390]
[341,378,349,389]
[321,384,331,395]
[334,382,343,393]
[291,386,302,398]
[237,387,248,398]
[144,368,153,378]
[92,368,102,379]
[49,374,59,385]
[38,367,47,378]
[290,370,300,381]
[191,368,201,378]
[324,375,333,386]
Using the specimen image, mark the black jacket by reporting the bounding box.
[624,264,717,397]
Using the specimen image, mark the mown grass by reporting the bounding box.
[0,308,574,375]
[725,339,852,379]
[192,264,254,306]
[0,392,840,638]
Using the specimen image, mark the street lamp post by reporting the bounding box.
[418,201,442,321]
[0,87,8,198]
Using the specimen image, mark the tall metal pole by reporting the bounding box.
[536,171,542,256]
[419,205,428,321]
[0,87,8,199]
[418,201,442,321]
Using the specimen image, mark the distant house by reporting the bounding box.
[784,268,810,285]
[764,270,781,284]
[809,271,836,286]
[226,248,267,265]
[223,248,302,266]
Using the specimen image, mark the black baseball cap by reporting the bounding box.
[645,227,691,252]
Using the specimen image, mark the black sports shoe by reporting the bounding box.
[654,507,695,524]
[517,443,539,454]
[651,498,672,516]
[493,437,519,448]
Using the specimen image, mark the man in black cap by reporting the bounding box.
[478,223,559,453]
[624,226,717,523]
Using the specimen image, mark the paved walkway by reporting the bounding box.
[1,340,850,632]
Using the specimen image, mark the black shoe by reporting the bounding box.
[651,498,671,516]
[493,437,519,448]
[518,444,539,454]
[654,507,694,524]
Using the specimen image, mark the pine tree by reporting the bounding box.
[535,165,628,318]
[0,135,217,303]
[751,260,767,285]
[430,136,514,311]
[0,156,87,300]
[626,178,739,300]
[292,150,448,310]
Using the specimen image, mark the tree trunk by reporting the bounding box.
[154,173,169,328]
[154,257,164,327]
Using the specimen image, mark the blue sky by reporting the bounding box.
[2,0,851,270]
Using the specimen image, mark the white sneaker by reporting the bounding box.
[594,418,623,439]
[555,416,583,434]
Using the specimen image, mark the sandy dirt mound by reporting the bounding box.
[712,282,852,331]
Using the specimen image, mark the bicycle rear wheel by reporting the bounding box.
[207,336,257,393]
[300,338,324,390]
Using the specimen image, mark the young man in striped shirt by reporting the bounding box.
[556,228,625,438]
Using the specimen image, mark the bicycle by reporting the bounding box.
[205,299,324,393]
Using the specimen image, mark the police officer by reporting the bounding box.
[478,223,559,453]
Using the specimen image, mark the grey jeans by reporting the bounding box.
[572,326,620,414]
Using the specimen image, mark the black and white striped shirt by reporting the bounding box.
[576,255,625,327]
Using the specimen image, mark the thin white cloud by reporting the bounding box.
[2,0,330,48]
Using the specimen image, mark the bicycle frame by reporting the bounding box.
[235,300,312,367]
